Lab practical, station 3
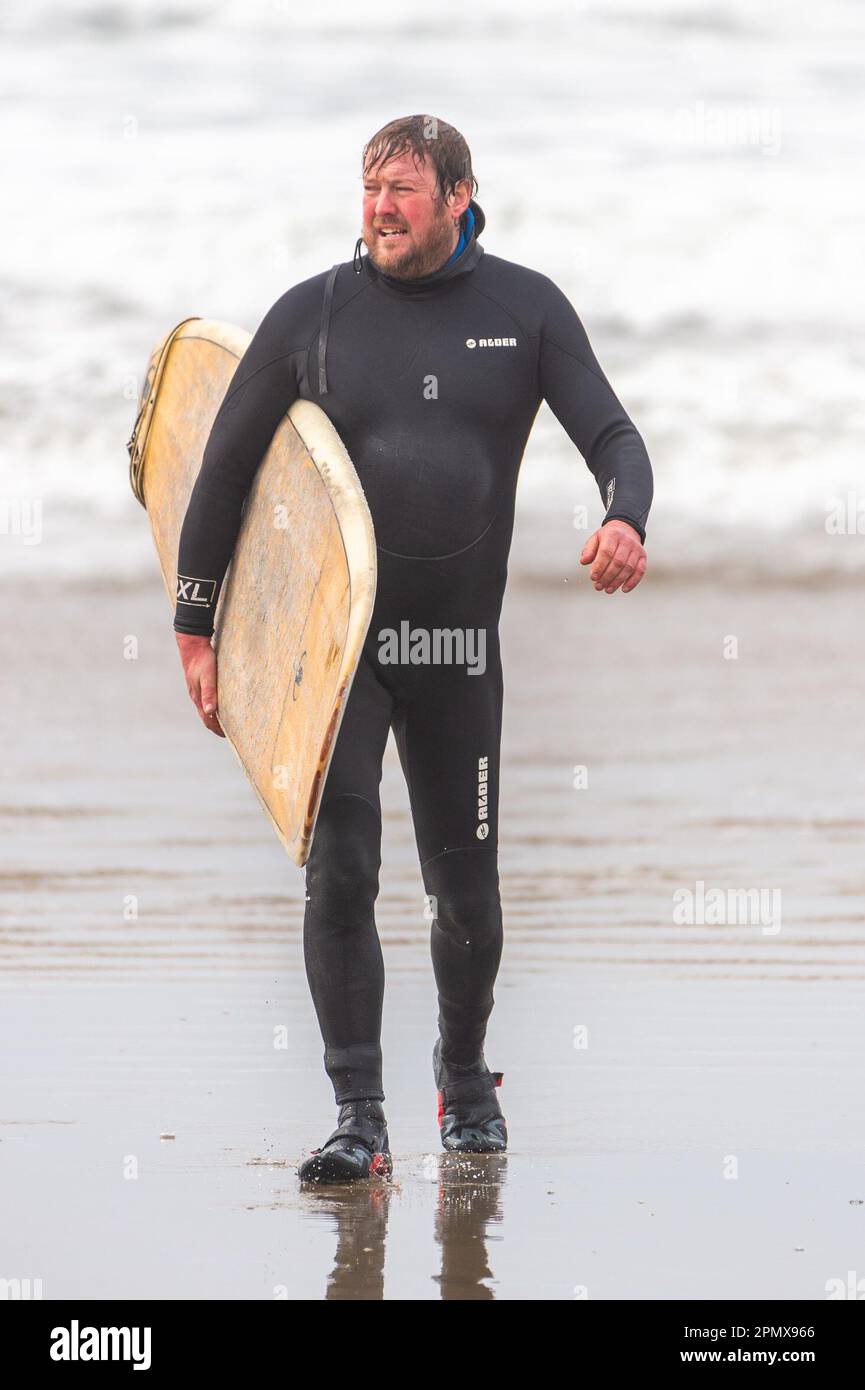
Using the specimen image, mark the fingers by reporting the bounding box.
[621,553,647,593]
[187,672,225,737]
[601,547,639,594]
[198,683,225,737]
[580,531,600,565]
[200,675,218,717]
[589,532,625,589]
[199,665,224,736]
[200,706,225,738]
[196,699,225,737]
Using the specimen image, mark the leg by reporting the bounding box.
[303,654,394,1103]
[391,647,505,1067]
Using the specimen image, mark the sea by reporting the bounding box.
[1,0,862,582]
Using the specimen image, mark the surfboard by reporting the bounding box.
[127,317,377,867]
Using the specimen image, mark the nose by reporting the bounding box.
[374,190,399,220]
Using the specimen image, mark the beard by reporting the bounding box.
[364,208,459,281]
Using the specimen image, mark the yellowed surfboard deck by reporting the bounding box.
[128,317,377,866]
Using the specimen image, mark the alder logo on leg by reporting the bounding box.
[477,755,490,838]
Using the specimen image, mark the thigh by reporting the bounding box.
[391,651,504,866]
[315,652,395,822]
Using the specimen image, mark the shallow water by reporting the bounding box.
[2,568,863,1298]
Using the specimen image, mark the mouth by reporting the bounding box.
[376,227,408,240]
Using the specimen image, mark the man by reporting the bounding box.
[174,115,653,1184]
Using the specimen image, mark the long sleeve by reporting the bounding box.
[173,293,303,636]
[537,281,653,542]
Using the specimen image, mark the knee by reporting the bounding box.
[426,850,502,954]
[305,794,382,926]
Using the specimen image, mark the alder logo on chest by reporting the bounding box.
[465,337,518,349]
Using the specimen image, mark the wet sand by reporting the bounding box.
[2,513,864,1300]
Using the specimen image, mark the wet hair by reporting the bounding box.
[362,115,477,202]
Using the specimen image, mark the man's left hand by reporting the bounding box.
[580,519,647,594]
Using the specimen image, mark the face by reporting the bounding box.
[361,149,471,280]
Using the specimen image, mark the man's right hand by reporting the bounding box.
[175,633,225,737]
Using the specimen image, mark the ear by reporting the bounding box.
[447,178,472,220]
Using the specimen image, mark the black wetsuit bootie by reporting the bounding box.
[298,1100,392,1184]
[433,1039,508,1153]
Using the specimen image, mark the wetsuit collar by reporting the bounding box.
[353,199,485,291]
[444,203,475,266]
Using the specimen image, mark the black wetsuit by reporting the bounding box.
[174,201,653,1104]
